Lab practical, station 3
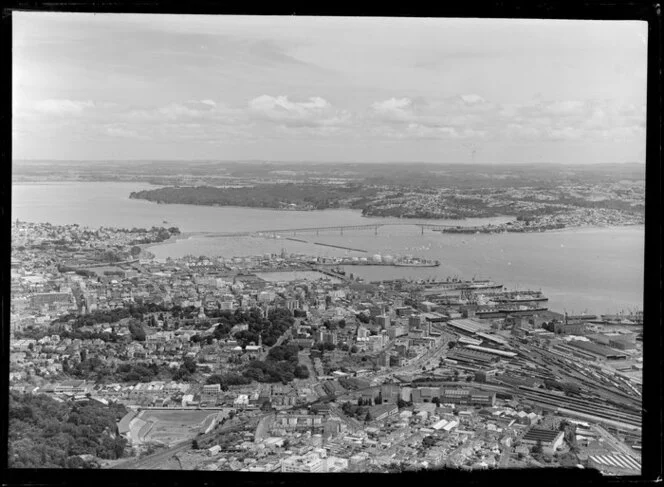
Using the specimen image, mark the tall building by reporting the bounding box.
[376,315,390,329]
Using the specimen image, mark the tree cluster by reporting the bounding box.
[240,343,306,384]
[210,307,294,347]
[340,401,370,421]
[8,392,128,468]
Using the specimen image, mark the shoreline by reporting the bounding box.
[141,232,193,253]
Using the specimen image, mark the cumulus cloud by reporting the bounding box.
[499,99,646,141]
[460,94,486,105]
[370,97,415,122]
[104,125,149,140]
[248,95,350,129]
[369,96,490,139]
[33,99,95,115]
[542,100,586,116]
[127,100,226,122]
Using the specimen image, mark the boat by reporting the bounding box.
[495,291,549,304]
[475,305,549,317]
[393,260,440,267]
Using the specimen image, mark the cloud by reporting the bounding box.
[460,94,486,105]
[127,100,225,122]
[248,95,351,129]
[33,99,95,115]
[371,97,415,122]
[499,99,646,141]
[369,96,489,139]
[542,100,586,116]
[104,125,149,140]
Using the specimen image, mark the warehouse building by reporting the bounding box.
[520,427,564,455]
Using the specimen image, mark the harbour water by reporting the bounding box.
[12,182,645,315]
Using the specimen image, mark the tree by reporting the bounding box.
[364,411,372,423]
[130,246,142,257]
[294,365,310,379]
[260,401,273,412]
[531,439,543,456]
[422,436,436,448]
[192,439,199,450]
[182,356,197,374]
[338,319,346,329]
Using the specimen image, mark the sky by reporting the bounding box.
[13,13,648,163]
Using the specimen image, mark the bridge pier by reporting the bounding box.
[375,225,378,236]
[421,226,424,235]
[340,228,343,236]
[316,230,319,236]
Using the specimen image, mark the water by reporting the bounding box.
[12,182,644,315]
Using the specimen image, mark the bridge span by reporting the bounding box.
[200,222,458,238]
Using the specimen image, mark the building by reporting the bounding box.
[201,384,221,403]
[380,383,401,404]
[565,340,628,361]
[376,315,390,329]
[30,292,73,308]
[274,413,325,430]
[412,387,439,403]
[281,453,327,473]
[520,427,565,455]
[367,404,399,422]
[409,315,423,328]
[439,388,496,407]
[588,453,641,475]
[553,322,587,335]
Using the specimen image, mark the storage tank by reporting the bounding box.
[372,254,382,263]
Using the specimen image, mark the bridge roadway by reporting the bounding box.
[200,222,458,238]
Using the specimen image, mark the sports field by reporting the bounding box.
[135,410,220,446]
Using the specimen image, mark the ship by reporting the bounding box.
[392,259,440,267]
[475,304,548,317]
[495,291,549,304]
[423,279,503,292]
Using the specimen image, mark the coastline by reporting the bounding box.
[141,231,193,254]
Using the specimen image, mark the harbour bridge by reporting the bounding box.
[201,222,459,238]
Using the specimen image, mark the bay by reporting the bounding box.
[12,182,644,315]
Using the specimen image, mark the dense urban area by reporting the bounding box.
[9,219,644,473]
